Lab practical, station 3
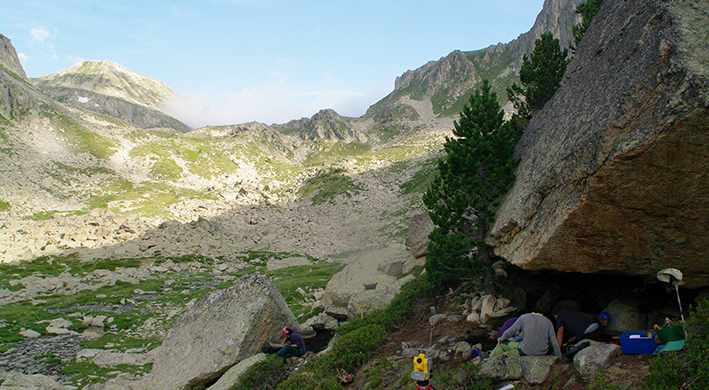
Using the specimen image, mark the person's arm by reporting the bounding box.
[556,326,564,348]
[549,326,562,358]
[499,317,524,342]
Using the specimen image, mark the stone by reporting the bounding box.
[206,353,267,390]
[466,311,480,325]
[0,371,64,390]
[573,343,621,376]
[494,298,511,311]
[19,329,41,338]
[489,0,709,288]
[402,347,419,359]
[323,244,412,320]
[454,341,471,355]
[92,351,151,368]
[479,295,497,324]
[137,274,298,390]
[602,298,641,335]
[480,350,557,384]
[408,213,434,259]
[429,314,447,326]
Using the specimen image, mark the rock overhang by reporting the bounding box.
[489,0,709,288]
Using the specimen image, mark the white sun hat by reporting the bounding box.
[657,268,684,285]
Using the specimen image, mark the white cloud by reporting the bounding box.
[30,27,50,43]
[17,53,28,63]
[28,26,59,59]
[162,83,391,128]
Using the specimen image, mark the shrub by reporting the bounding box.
[646,299,709,389]
[275,324,387,390]
[431,361,494,390]
[231,354,287,390]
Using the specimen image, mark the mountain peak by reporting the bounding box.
[36,59,179,110]
[0,34,27,78]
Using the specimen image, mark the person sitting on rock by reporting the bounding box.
[554,310,610,348]
[276,327,306,358]
[491,311,562,359]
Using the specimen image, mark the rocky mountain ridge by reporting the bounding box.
[3,0,706,307]
[379,0,585,117]
[2,1,709,388]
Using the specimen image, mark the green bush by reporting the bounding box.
[646,299,709,389]
[230,354,287,390]
[431,361,494,390]
[276,324,387,390]
[241,277,437,390]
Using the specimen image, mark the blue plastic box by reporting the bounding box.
[620,331,656,354]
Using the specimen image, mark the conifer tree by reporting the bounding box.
[571,0,605,53]
[506,32,570,120]
[423,80,522,287]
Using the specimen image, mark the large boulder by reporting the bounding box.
[0,372,65,390]
[479,350,557,384]
[602,298,641,335]
[489,0,709,288]
[573,342,622,376]
[408,213,434,259]
[138,274,298,390]
[323,244,415,320]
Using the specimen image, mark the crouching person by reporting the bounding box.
[276,326,306,358]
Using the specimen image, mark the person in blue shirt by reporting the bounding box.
[276,327,306,357]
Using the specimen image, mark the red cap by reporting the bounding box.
[282,327,290,336]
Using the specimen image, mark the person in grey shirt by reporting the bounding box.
[493,312,562,358]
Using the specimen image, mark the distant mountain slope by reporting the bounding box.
[35,60,177,109]
[369,0,585,118]
[34,60,191,132]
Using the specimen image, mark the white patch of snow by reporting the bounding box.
[78,96,90,103]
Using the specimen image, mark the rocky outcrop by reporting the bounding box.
[480,350,557,384]
[295,109,367,143]
[394,50,481,113]
[573,342,622,376]
[41,87,192,132]
[384,0,585,115]
[0,35,39,120]
[0,35,26,78]
[138,274,298,390]
[323,244,417,320]
[408,213,434,259]
[490,0,709,287]
[0,371,66,390]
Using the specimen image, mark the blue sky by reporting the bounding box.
[1,0,545,126]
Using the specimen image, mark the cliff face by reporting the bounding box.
[0,35,38,120]
[0,35,26,78]
[490,0,709,287]
[380,0,585,116]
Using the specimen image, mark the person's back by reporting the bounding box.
[290,330,306,355]
[498,313,561,357]
[556,310,595,340]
